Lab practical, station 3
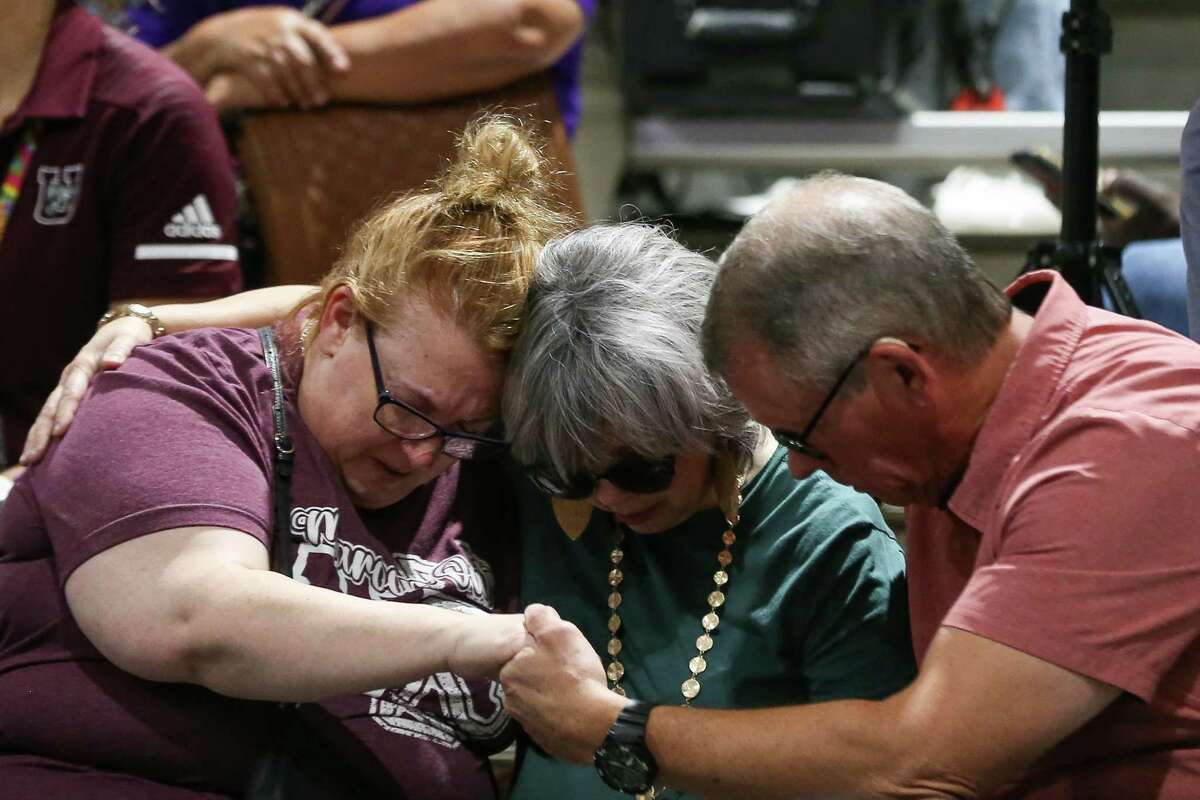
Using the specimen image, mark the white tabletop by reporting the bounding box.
[628,111,1189,172]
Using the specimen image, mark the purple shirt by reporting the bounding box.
[127,0,596,136]
[1182,98,1200,337]
[907,271,1200,798]
[0,3,242,464]
[0,327,519,798]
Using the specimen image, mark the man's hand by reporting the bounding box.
[445,612,530,682]
[1099,168,1181,248]
[169,6,349,110]
[500,604,626,762]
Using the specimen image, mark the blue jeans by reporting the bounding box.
[1101,239,1191,338]
[963,0,1068,111]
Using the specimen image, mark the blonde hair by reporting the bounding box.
[305,114,573,352]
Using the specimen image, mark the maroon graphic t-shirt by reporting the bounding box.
[0,327,519,799]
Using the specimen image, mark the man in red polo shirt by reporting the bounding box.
[0,1,241,469]
[499,174,1200,799]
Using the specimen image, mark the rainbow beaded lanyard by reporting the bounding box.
[0,124,39,244]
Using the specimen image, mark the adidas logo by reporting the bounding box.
[164,194,222,239]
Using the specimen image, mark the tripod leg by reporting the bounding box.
[1102,256,1142,319]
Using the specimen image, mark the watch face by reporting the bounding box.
[595,742,653,794]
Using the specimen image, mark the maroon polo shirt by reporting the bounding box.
[0,2,242,464]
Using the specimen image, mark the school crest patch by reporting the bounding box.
[34,164,84,225]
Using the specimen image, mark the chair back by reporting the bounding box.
[235,76,583,285]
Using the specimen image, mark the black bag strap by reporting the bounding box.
[259,326,294,575]
[250,328,396,799]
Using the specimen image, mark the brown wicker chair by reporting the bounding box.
[233,76,583,286]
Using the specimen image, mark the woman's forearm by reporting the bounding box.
[327,0,584,104]
[183,565,500,701]
[153,285,317,335]
[69,528,521,702]
[161,17,223,85]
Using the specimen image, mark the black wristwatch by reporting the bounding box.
[594,699,659,795]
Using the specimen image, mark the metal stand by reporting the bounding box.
[1024,0,1140,317]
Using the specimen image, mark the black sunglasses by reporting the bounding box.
[772,352,863,462]
[365,320,508,461]
[527,453,677,500]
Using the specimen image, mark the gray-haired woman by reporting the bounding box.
[22,224,916,800]
[503,224,914,800]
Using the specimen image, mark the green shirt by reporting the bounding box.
[509,447,916,800]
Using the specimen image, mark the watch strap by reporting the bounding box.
[97,303,166,338]
[608,699,657,744]
[594,699,660,794]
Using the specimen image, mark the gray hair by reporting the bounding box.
[703,173,1011,390]
[504,224,758,479]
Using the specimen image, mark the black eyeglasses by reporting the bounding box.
[365,321,508,461]
[772,353,862,463]
[526,453,677,499]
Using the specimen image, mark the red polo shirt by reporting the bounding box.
[0,2,241,464]
[907,271,1200,798]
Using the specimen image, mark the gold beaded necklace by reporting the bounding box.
[604,496,739,800]
[605,519,738,702]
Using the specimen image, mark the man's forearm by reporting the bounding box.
[327,0,583,104]
[644,700,933,800]
[507,615,1116,800]
[562,689,978,800]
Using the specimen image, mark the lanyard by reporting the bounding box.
[0,124,38,244]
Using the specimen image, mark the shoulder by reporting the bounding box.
[1033,326,1200,472]
[107,327,271,409]
[985,371,1200,577]
[24,327,277,577]
[744,449,894,551]
[56,327,278,477]
[1003,402,1200,542]
[1065,315,1200,428]
[738,452,904,596]
[90,23,215,127]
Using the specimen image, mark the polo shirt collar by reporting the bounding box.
[946,270,1089,528]
[11,2,103,126]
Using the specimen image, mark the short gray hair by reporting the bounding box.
[703,173,1011,390]
[504,224,757,479]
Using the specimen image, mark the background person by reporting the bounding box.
[1181,97,1200,338]
[500,174,1200,799]
[126,0,593,135]
[0,116,569,798]
[0,0,241,474]
[960,0,1068,110]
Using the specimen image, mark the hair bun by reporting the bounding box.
[443,114,550,212]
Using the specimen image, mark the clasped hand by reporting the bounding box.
[171,6,350,112]
[500,604,628,763]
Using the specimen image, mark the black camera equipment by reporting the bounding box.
[1025,0,1140,317]
[616,1,924,118]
